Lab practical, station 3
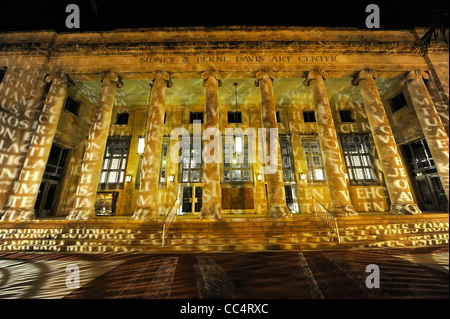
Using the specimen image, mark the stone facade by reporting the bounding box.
[0,26,448,220]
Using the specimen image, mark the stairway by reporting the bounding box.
[0,213,448,253]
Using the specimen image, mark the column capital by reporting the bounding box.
[44,72,75,88]
[201,67,222,87]
[150,69,173,88]
[303,68,328,86]
[351,68,379,86]
[399,68,430,87]
[406,68,430,81]
[254,67,275,87]
[100,71,124,88]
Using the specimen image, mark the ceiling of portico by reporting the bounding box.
[73,77,401,108]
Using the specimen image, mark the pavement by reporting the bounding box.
[0,246,448,316]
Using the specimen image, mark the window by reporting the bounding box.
[303,111,316,123]
[276,111,281,123]
[228,111,242,124]
[44,145,69,181]
[99,137,131,189]
[340,134,377,184]
[279,135,296,182]
[302,138,326,182]
[179,136,203,183]
[223,135,252,182]
[115,112,129,125]
[158,136,170,188]
[64,96,81,116]
[190,112,203,124]
[390,92,408,113]
[0,67,6,84]
[339,110,355,122]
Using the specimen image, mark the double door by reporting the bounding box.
[179,184,203,214]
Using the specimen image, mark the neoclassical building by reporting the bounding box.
[0,26,448,221]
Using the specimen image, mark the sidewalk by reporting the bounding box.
[0,246,447,300]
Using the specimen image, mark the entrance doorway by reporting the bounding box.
[34,144,69,217]
[179,184,203,214]
[401,138,448,211]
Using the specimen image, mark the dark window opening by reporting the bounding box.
[0,67,6,84]
[190,112,204,124]
[339,110,355,122]
[276,111,281,123]
[390,92,408,113]
[64,96,81,116]
[303,111,316,122]
[228,111,242,123]
[115,112,129,125]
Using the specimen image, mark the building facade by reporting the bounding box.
[0,27,448,221]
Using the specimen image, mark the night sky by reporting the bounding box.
[0,0,448,32]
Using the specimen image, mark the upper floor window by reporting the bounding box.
[0,67,6,84]
[339,110,355,122]
[228,111,242,124]
[115,112,129,125]
[303,111,316,123]
[64,96,81,116]
[389,92,408,113]
[190,112,204,124]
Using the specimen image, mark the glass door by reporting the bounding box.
[179,184,203,214]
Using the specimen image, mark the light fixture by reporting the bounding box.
[300,173,306,181]
[125,175,132,182]
[257,174,262,181]
[235,136,242,153]
[168,175,175,182]
[137,136,145,155]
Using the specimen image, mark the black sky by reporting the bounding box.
[0,0,448,32]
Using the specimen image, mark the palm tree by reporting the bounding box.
[412,8,449,54]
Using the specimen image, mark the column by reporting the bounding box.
[132,70,172,220]
[1,73,70,220]
[199,68,222,219]
[352,69,421,214]
[0,68,48,216]
[304,68,357,216]
[404,69,449,200]
[255,68,291,218]
[66,71,122,220]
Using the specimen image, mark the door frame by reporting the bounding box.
[178,183,203,215]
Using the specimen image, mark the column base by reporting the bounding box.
[267,205,292,219]
[1,210,36,221]
[132,207,159,220]
[66,209,95,221]
[199,207,222,219]
[389,203,422,215]
[332,205,358,217]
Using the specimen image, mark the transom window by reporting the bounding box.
[223,135,252,182]
[99,137,131,189]
[302,137,326,182]
[340,134,377,184]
